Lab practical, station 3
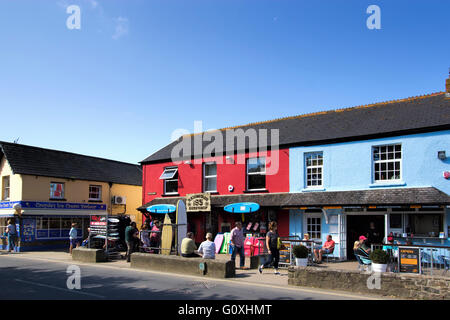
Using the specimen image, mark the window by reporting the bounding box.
[406,214,443,237]
[246,157,266,190]
[306,216,321,239]
[36,217,87,239]
[89,185,102,201]
[389,214,402,229]
[50,182,65,199]
[305,153,323,187]
[160,167,178,195]
[373,144,401,181]
[203,162,217,192]
[2,176,10,200]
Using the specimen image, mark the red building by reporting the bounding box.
[139,142,290,243]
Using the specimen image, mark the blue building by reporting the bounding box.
[286,82,450,260]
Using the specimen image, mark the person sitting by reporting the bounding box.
[197,233,216,259]
[181,232,201,257]
[313,235,335,264]
[357,235,371,257]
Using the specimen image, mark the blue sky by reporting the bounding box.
[0,0,449,164]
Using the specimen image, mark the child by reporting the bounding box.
[69,223,79,254]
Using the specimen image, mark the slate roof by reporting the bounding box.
[0,141,142,186]
[139,187,450,210]
[141,92,450,164]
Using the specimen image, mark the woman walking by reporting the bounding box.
[258,221,280,275]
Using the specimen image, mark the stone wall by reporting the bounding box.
[288,266,450,300]
[131,253,235,279]
[72,247,107,263]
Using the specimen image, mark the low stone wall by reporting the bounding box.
[72,247,107,263]
[288,266,450,300]
[131,253,235,279]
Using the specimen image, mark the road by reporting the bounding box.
[0,254,375,300]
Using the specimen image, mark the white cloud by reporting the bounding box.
[112,17,129,40]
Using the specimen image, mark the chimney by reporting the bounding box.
[446,68,450,98]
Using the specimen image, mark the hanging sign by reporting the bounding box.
[224,202,260,213]
[147,204,177,214]
[186,193,211,212]
[398,247,421,274]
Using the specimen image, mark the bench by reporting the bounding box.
[130,253,236,278]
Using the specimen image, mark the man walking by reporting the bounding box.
[230,221,247,269]
[125,222,138,262]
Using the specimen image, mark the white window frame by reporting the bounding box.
[50,182,65,199]
[161,166,178,195]
[304,213,322,240]
[2,176,10,201]
[305,152,323,188]
[246,157,266,191]
[89,185,102,201]
[372,144,402,183]
[203,162,217,193]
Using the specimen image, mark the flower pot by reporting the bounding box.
[372,263,387,273]
[295,258,308,267]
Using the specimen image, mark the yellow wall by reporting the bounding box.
[0,157,22,201]
[0,156,142,226]
[20,174,142,226]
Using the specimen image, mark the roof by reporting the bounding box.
[141,92,450,164]
[0,141,142,186]
[139,187,450,210]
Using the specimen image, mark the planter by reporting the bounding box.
[295,258,308,267]
[372,263,387,273]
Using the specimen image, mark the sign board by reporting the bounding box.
[186,193,211,212]
[90,215,107,236]
[398,247,421,274]
[21,218,36,242]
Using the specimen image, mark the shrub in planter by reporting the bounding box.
[293,245,309,259]
[369,249,389,264]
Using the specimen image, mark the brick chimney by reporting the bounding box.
[445,68,450,98]
[446,68,450,98]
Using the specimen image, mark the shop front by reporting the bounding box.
[139,192,291,247]
[0,201,107,251]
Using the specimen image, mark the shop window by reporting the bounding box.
[306,216,321,239]
[406,214,443,237]
[160,167,178,195]
[50,182,65,199]
[305,153,323,187]
[373,144,402,181]
[389,214,402,229]
[203,162,217,192]
[247,157,266,191]
[2,176,10,200]
[89,185,102,201]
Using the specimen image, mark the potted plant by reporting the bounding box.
[293,244,309,267]
[369,249,389,272]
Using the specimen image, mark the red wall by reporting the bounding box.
[142,149,290,205]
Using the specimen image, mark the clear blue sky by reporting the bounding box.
[0,0,449,164]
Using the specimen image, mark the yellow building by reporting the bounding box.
[0,141,142,251]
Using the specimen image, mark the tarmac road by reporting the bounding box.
[0,254,378,300]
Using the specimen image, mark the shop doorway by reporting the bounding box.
[346,214,385,260]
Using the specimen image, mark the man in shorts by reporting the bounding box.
[314,234,335,264]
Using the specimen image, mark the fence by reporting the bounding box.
[371,243,450,276]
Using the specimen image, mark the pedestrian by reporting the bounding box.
[258,221,281,275]
[181,232,200,257]
[69,223,79,254]
[230,221,247,269]
[149,219,161,253]
[5,219,17,253]
[197,233,216,259]
[125,222,138,262]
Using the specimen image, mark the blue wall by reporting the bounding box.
[289,130,450,194]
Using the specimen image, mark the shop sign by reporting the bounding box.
[21,218,36,242]
[0,201,106,211]
[398,247,421,274]
[186,193,211,212]
[90,215,107,236]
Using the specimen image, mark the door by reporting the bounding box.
[339,214,347,261]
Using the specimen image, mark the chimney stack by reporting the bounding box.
[446,68,450,98]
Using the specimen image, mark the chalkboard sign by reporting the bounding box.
[398,247,421,274]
